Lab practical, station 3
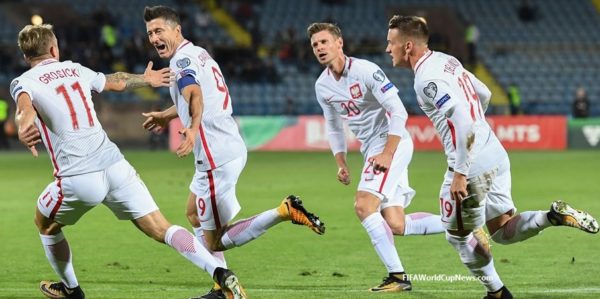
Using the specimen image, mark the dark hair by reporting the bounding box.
[306,23,342,39]
[143,5,180,25]
[388,15,429,40]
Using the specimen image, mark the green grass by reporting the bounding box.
[1,150,599,299]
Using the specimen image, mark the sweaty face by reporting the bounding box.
[146,18,180,59]
[310,30,342,66]
[386,28,410,68]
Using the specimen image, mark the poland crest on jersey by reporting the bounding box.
[349,83,362,99]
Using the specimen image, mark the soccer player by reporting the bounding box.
[12,24,247,299]
[307,22,445,293]
[140,6,325,299]
[385,15,599,299]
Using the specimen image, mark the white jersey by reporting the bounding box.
[10,59,123,177]
[169,40,246,171]
[413,51,507,177]
[315,56,410,157]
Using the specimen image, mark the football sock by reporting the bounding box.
[193,227,227,267]
[164,225,223,276]
[446,231,504,292]
[491,211,551,244]
[221,209,282,249]
[362,213,404,273]
[404,212,445,235]
[40,232,79,289]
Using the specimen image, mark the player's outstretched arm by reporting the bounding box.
[15,93,41,157]
[104,61,173,92]
[142,105,178,131]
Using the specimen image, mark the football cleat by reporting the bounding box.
[39,281,85,299]
[483,285,513,299]
[190,287,226,299]
[473,227,491,253]
[278,195,325,235]
[212,268,247,299]
[547,200,599,234]
[368,273,412,292]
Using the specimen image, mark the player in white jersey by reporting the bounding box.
[12,24,249,299]
[386,15,599,299]
[307,22,445,293]
[140,6,325,298]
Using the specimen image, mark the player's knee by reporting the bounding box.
[354,202,370,220]
[354,193,378,220]
[387,219,405,236]
[206,236,225,251]
[186,211,200,227]
[35,215,61,235]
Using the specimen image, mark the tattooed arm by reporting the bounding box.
[104,61,173,92]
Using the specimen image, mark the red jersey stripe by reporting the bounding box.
[50,179,64,220]
[447,119,456,149]
[198,124,216,169]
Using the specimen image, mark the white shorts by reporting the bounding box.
[37,159,159,225]
[439,158,516,231]
[190,154,246,230]
[357,138,416,210]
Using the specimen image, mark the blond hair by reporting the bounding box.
[306,22,342,39]
[18,24,56,58]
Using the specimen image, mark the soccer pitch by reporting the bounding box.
[1,150,599,299]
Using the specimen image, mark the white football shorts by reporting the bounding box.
[439,157,516,231]
[190,154,247,230]
[37,159,159,225]
[357,138,416,210]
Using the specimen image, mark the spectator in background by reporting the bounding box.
[465,22,479,69]
[0,97,9,149]
[284,96,296,116]
[507,82,522,115]
[572,86,590,118]
[518,0,538,23]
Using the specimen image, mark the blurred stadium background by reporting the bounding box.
[0,0,599,150]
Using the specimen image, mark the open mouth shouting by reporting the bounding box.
[155,43,167,55]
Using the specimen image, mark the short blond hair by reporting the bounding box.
[18,24,56,58]
[306,22,342,39]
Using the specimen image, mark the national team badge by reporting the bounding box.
[176,57,191,68]
[349,83,362,99]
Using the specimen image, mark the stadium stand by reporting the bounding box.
[1,0,598,116]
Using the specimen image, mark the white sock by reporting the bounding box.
[446,232,503,292]
[193,227,227,267]
[404,212,445,235]
[362,213,404,273]
[221,209,282,249]
[164,225,224,277]
[40,232,79,289]
[491,211,551,244]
